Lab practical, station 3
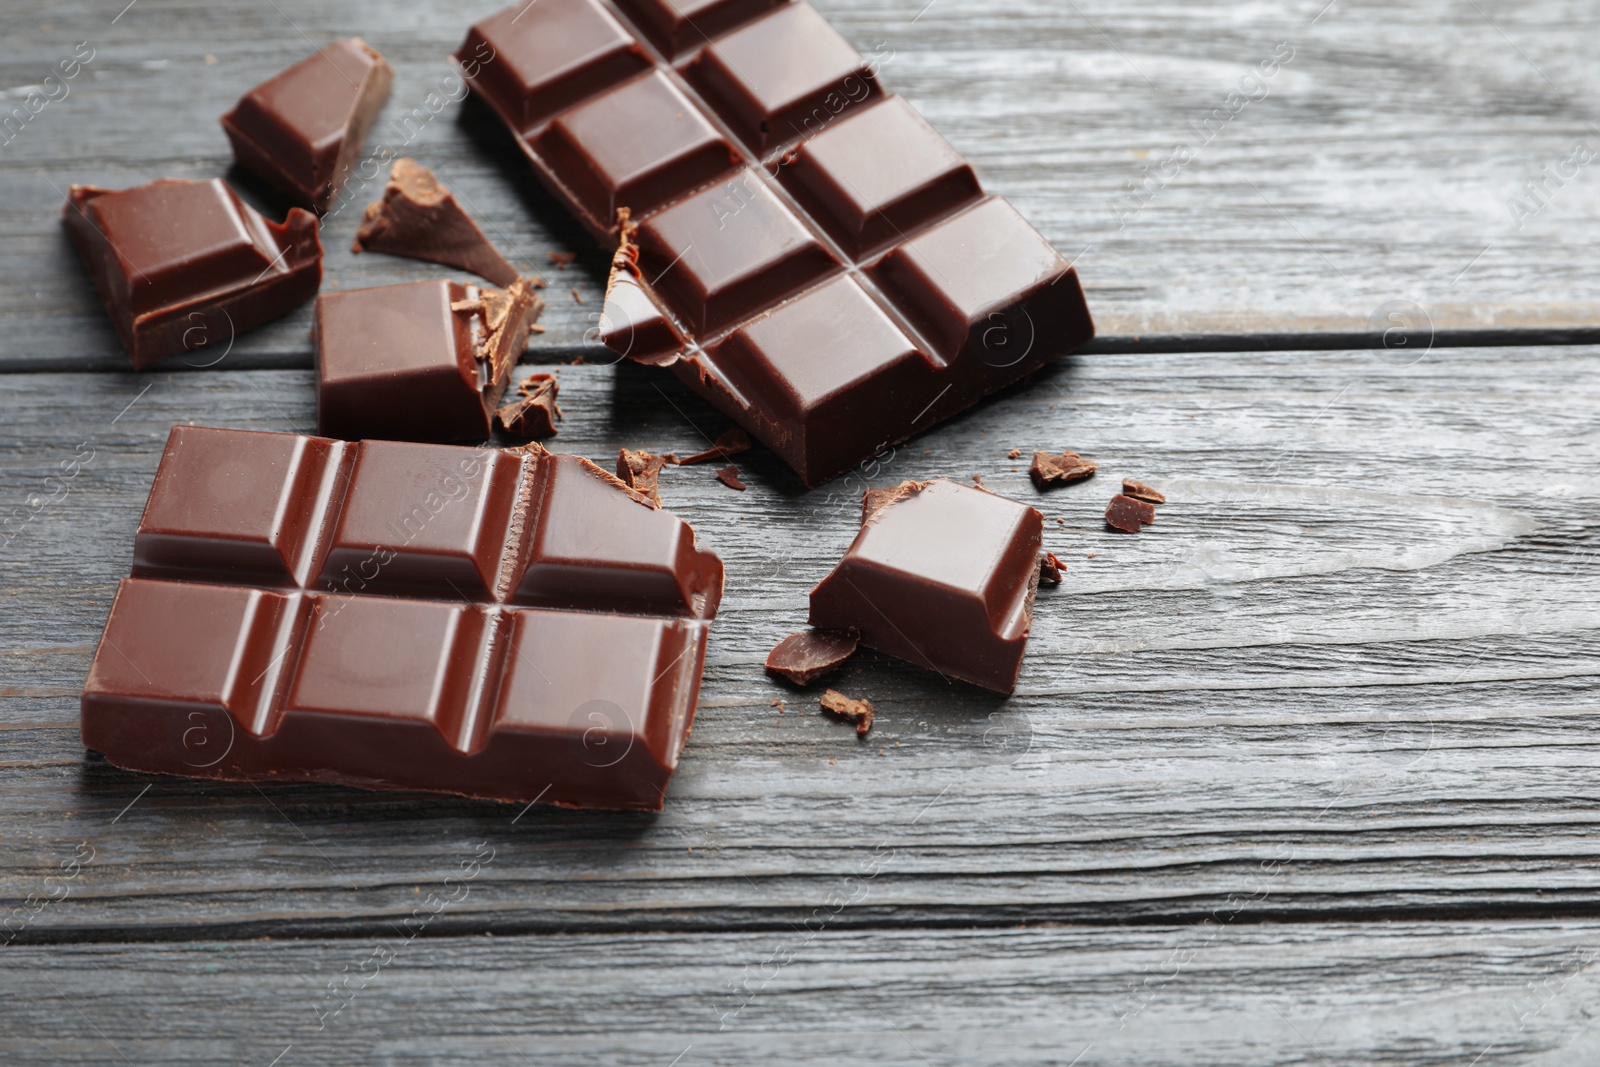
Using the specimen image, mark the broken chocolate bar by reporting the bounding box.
[810,479,1043,693]
[496,372,561,439]
[819,689,873,736]
[222,38,392,212]
[352,158,520,285]
[454,0,1094,487]
[81,426,723,811]
[315,277,543,443]
[766,629,859,686]
[1122,478,1166,504]
[1105,494,1155,533]
[1030,450,1098,489]
[62,179,323,369]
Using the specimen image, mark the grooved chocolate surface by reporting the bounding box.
[82,426,724,811]
[454,0,1094,487]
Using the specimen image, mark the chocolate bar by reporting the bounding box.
[81,426,724,811]
[315,278,543,443]
[222,38,393,212]
[454,0,1094,487]
[809,480,1045,693]
[62,179,322,369]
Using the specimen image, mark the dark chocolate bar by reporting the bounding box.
[62,179,323,369]
[81,426,724,811]
[454,0,1094,487]
[809,479,1045,693]
[222,37,393,212]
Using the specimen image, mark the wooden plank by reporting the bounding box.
[2,347,1598,937]
[4,0,1600,370]
[4,923,1600,1064]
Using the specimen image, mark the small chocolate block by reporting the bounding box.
[62,179,322,369]
[809,480,1043,693]
[222,38,393,212]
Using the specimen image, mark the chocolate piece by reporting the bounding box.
[1122,479,1166,505]
[352,159,519,285]
[714,464,746,491]
[455,1,1094,488]
[497,372,562,439]
[222,38,392,212]
[677,426,752,466]
[548,251,578,268]
[82,426,724,811]
[819,689,873,737]
[62,179,322,369]
[1030,450,1098,489]
[1105,494,1155,533]
[1039,552,1065,585]
[617,449,673,507]
[810,479,1043,693]
[315,278,543,443]
[1007,448,1021,459]
[766,629,858,686]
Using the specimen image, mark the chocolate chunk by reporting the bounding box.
[617,449,673,508]
[677,427,753,466]
[766,629,859,686]
[497,372,562,439]
[1105,494,1156,533]
[819,689,874,737]
[222,38,392,212]
[62,179,323,369]
[1030,450,1098,489]
[1039,551,1065,584]
[82,426,725,810]
[352,158,519,285]
[315,277,543,443]
[715,464,747,491]
[811,479,1044,693]
[454,0,1095,488]
[1122,478,1166,505]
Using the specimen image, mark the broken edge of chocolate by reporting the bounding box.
[862,480,933,526]
[598,209,684,367]
[353,158,520,286]
[766,629,860,686]
[1030,450,1098,490]
[497,371,561,439]
[617,449,673,509]
[1105,494,1156,533]
[1122,478,1166,505]
[820,689,874,737]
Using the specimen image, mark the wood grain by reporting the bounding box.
[3,0,1600,370]
[5,923,1600,1065]
[2,347,1597,943]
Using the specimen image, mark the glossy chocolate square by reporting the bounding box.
[689,2,880,153]
[133,425,336,583]
[613,0,784,58]
[777,96,981,259]
[633,169,837,333]
[460,0,649,132]
[535,71,737,226]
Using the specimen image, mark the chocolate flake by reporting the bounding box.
[352,159,519,286]
[617,449,673,508]
[715,464,747,491]
[820,689,874,737]
[548,251,578,269]
[1030,450,1098,490]
[766,629,860,686]
[1105,494,1156,533]
[1122,478,1166,504]
[1039,552,1066,584]
[677,427,753,466]
[497,372,561,439]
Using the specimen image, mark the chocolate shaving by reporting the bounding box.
[1105,494,1156,533]
[766,629,860,686]
[548,251,577,268]
[677,427,752,466]
[1039,552,1066,584]
[820,689,874,737]
[1030,450,1098,489]
[616,449,672,508]
[496,372,561,439]
[715,464,746,491]
[352,158,519,286]
[1122,478,1166,504]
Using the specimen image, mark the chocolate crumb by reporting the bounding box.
[820,689,874,737]
[677,426,752,466]
[715,464,747,491]
[766,629,860,686]
[1122,478,1166,504]
[1007,448,1021,459]
[770,698,786,713]
[496,372,561,439]
[548,251,577,268]
[1039,552,1066,584]
[1030,450,1098,489]
[616,449,672,508]
[971,474,984,487]
[570,287,584,304]
[1105,494,1156,533]
[352,159,519,286]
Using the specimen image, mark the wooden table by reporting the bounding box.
[3,1,1598,1063]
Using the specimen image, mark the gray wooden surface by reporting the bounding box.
[4,0,1600,1063]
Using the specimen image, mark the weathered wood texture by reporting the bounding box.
[4,0,1600,370]
[3,347,1598,943]
[5,923,1600,1065]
